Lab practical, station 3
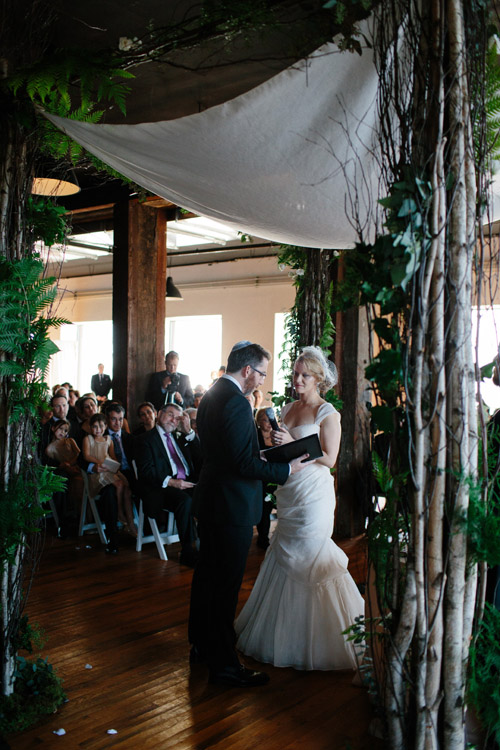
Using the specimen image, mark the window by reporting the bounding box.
[165,315,222,390]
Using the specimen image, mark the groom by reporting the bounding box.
[188,341,309,687]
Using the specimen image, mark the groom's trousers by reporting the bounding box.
[188,521,254,670]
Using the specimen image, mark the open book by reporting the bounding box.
[102,457,121,473]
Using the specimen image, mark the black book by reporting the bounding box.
[262,433,323,463]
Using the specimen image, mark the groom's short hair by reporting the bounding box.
[227,343,271,373]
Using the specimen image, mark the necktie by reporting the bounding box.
[111,432,123,463]
[164,433,186,479]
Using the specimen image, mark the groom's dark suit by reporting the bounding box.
[188,376,289,673]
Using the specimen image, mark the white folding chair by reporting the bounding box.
[79,469,108,544]
[135,500,179,561]
[132,461,179,560]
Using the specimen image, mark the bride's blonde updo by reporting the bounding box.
[295,346,338,394]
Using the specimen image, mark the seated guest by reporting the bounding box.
[83,413,136,537]
[45,418,81,537]
[135,403,201,567]
[104,403,136,491]
[193,392,204,409]
[67,389,79,421]
[133,401,157,435]
[146,350,194,410]
[103,400,131,433]
[46,419,81,473]
[185,407,198,435]
[74,394,98,446]
[40,394,79,457]
[91,363,113,404]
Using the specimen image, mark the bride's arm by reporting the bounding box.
[316,412,341,468]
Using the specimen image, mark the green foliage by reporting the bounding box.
[368,453,409,609]
[26,196,69,247]
[7,49,133,116]
[1,465,66,568]
[465,421,500,566]
[0,656,66,733]
[468,604,500,746]
[0,255,68,420]
[12,616,46,655]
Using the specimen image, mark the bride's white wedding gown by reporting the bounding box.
[235,402,365,671]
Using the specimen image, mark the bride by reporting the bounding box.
[235,346,364,671]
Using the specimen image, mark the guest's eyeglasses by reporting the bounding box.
[250,365,267,378]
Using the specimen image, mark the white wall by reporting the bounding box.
[49,256,295,399]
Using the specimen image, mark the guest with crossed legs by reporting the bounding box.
[135,403,201,567]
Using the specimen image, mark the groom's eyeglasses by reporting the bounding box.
[250,365,267,378]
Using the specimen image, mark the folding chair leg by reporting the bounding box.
[48,497,60,529]
[88,495,108,545]
[136,502,145,552]
[78,493,88,536]
[149,518,168,561]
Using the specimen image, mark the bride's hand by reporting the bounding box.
[271,426,293,446]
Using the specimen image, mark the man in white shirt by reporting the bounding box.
[135,403,201,567]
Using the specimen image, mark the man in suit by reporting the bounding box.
[91,364,112,404]
[104,403,138,493]
[135,403,201,567]
[188,341,309,687]
[146,351,194,411]
[40,394,79,459]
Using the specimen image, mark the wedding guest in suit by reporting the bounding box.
[91,363,112,404]
[40,394,79,458]
[135,403,201,567]
[104,404,136,491]
[133,401,157,436]
[146,351,194,410]
[188,341,310,687]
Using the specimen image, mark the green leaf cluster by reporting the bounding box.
[0,256,68,420]
[468,604,500,746]
[0,655,66,733]
[26,196,69,247]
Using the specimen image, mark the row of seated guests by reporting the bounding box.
[40,391,201,566]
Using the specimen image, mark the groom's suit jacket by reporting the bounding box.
[193,376,289,526]
[135,427,201,520]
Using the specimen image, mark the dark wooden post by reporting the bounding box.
[334,304,372,537]
[112,198,167,423]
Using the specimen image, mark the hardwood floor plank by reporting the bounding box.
[7,529,380,750]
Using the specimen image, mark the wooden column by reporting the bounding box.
[334,305,373,537]
[113,198,167,423]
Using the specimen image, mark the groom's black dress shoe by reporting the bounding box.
[189,645,206,664]
[208,664,270,687]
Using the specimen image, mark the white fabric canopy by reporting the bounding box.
[46,36,380,249]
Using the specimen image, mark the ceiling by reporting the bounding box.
[39,1,340,274]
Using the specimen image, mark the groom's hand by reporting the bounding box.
[289,453,311,474]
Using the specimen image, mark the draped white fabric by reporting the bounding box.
[45,36,381,249]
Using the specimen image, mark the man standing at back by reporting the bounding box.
[91,364,112,405]
[146,351,194,410]
[188,341,309,687]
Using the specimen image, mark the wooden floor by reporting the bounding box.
[8,525,379,750]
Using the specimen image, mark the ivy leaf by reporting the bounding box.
[370,405,395,434]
